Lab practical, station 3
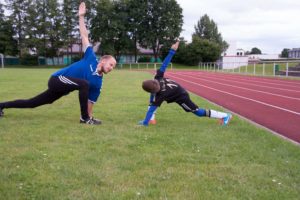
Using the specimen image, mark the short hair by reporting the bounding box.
[101,55,114,60]
[142,80,160,93]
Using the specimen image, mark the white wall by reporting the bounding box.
[222,56,249,69]
[248,54,279,60]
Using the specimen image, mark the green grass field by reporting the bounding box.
[0,68,299,199]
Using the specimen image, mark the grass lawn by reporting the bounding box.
[0,68,299,200]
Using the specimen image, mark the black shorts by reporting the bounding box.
[176,94,198,112]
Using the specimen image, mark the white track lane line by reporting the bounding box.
[177,72,300,93]
[183,71,300,88]
[166,74,300,116]
[170,73,300,101]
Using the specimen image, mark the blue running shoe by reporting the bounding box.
[222,113,232,126]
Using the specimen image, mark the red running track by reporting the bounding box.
[164,71,300,144]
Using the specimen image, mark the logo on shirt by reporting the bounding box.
[90,64,101,76]
[166,83,178,89]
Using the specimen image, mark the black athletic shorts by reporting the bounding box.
[176,94,198,112]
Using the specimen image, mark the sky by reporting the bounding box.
[176,0,300,54]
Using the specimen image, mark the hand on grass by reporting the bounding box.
[138,120,147,126]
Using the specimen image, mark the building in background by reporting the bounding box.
[248,54,279,62]
[288,48,300,58]
[219,41,248,69]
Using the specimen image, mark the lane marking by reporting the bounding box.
[176,72,300,93]
[183,71,300,88]
[170,73,300,101]
[167,74,300,116]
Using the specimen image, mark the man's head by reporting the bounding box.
[142,79,160,93]
[97,55,117,74]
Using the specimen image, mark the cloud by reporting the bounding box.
[177,0,300,53]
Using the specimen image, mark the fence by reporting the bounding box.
[116,62,173,70]
[198,61,300,77]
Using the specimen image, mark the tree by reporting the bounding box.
[62,0,80,64]
[281,48,290,58]
[185,36,222,65]
[90,0,116,55]
[91,0,135,60]
[5,0,31,57]
[111,0,136,60]
[0,3,18,55]
[193,14,228,52]
[41,0,64,61]
[134,0,183,60]
[161,37,186,64]
[127,0,145,62]
[250,47,262,54]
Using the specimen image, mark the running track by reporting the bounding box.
[163,71,300,144]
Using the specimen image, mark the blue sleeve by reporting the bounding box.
[143,105,158,125]
[88,87,101,103]
[149,94,154,103]
[84,46,97,61]
[159,49,176,72]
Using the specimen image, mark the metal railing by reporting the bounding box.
[116,62,173,70]
[198,60,300,77]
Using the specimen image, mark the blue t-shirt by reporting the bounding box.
[52,46,102,103]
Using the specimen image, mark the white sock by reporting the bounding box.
[148,106,156,120]
[209,110,227,119]
[151,113,156,120]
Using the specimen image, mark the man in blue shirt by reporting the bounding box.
[139,41,232,126]
[0,2,116,125]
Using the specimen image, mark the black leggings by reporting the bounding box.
[0,76,90,120]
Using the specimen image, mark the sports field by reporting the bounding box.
[0,68,299,199]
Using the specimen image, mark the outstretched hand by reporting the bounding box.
[78,2,86,17]
[171,40,180,51]
[138,120,147,126]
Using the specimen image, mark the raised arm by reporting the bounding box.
[159,40,180,73]
[78,2,90,51]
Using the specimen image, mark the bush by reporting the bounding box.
[72,55,81,63]
[138,56,151,63]
[20,54,38,65]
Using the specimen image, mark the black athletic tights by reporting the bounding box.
[0,76,90,120]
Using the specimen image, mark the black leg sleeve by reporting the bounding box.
[1,89,63,109]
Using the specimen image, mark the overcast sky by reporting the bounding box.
[176,0,300,54]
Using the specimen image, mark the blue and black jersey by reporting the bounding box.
[52,46,102,103]
[150,69,187,107]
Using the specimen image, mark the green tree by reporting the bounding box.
[281,48,290,58]
[127,0,145,62]
[42,0,64,61]
[0,3,18,55]
[5,0,31,57]
[250,47,262,54]
[112,0,135,60]
[134,0,183,60]
[193,14,228,52]
[22,0,42,58]
[185,36,222,65]
[91,0,134,60]
[90,0,115,55]
[62,0,80,64]
[161,37,186,64]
